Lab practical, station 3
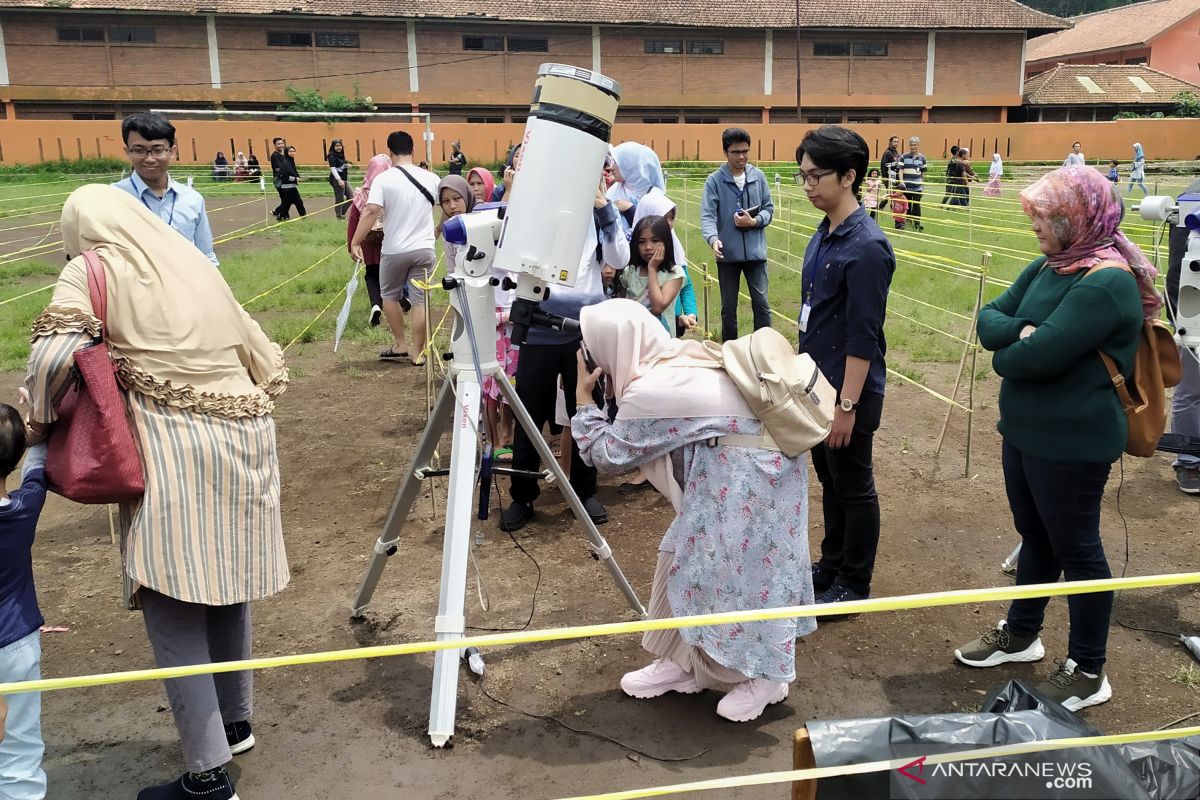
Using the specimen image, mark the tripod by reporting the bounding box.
[350,271,646,748]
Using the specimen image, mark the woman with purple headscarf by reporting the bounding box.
[953,166,1161,712]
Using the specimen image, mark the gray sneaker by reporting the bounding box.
[1036,658,1112,711]
[954,619,1045,668]
[1175,464,1200,495]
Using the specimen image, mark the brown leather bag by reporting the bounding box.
[1088,262,1182,457]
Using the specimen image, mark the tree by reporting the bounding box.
[277,83,376,122]
[1175,91,1200,118]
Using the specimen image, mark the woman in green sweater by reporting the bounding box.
[953,166,1162,711]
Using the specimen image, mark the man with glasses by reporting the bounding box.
[896,136,928,232]
[795,125,895,610]
[700,127,774,342]
[114,112,218,267]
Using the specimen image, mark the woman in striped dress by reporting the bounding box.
[25,185,289,800]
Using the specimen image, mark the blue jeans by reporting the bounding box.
[1001,441,1113,674]
[0,631,46,800]
[717,259,770,342]
[1172,343,1200,467]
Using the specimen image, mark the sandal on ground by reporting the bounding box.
[493,446,513,462]
[379,347,409,361]
[411,354,428,367]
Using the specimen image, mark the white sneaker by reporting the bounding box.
[716,679,789,722]
[620,659,702,699]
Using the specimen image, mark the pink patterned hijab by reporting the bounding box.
[1020,165,1162,319]
[353,154,393,213]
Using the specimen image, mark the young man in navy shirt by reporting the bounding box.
[0,400,48,798]
[795,126,896,607]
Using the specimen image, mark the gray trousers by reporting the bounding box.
[1173,343,1200,467]
[140,590,253,773]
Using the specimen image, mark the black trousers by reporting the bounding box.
[364,263,383,309]
[812,390,884,595]
[903,190,923,224]
[274,188,306,219]
[1002,440,1113,673]
[509,341,597,505]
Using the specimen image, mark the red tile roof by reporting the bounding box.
[0,0,1069,30]
[1026,0,1200,62]
[1023,62,1200,105]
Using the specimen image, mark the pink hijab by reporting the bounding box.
[353,154,393,213]
[467,167,495,204]
[580,300,751,511]
[1020,166,1162,319]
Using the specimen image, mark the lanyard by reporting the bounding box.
[133,176,177,227]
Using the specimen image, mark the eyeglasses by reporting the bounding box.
[127,146,172,158]
[796,169,836,187]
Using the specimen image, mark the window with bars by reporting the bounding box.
[466,115,506,123]
[267,31,314,47]
[687,40,724,55]
[645,39,684,54]
[813,41,850,56]
[684,115,720,124]
[57,27,105,43]
[316,32,360,48]
[507,36,548,52]
[463,35,504,51]
[852,42,888,57]
[108,27,156,44]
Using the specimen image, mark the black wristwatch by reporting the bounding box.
[839,397,859,413]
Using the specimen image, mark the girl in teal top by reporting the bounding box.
[954,165,1162,712]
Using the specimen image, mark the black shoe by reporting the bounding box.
[583,495,608,525]
[815,584,869,620]
[369,304,383,328]
[137,767,239,800]
[811,562,836,594]
[399,292,412,313]
[225,720,255,756]
[617,480,653,496]
[500,501,534,532]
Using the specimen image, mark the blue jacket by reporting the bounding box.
[675,267,697,319]
[700,163,774,264]
[0,444,47,650]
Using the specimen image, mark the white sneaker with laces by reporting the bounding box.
[716,679,789,722]
[620,659,702,699]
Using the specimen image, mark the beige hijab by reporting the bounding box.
[36,184,286,417]
[579,300,751,511]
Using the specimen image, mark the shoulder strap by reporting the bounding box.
[397,166,436,206]
[80,250,107,337]
[1087,258,1139,409]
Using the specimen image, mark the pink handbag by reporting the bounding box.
[45,250,145,504]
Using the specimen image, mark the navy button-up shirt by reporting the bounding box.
[798,205,895,395]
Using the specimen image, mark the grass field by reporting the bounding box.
[0,166,1193,395]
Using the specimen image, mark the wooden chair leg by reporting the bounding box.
[792,726,817,800]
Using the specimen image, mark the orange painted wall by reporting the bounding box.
[1149,18,1200,85]
[0,118,1197,166]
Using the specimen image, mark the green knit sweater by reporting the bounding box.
[979,256,1142,463]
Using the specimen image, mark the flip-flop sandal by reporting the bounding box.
[494,446,513,462]
[411,355,428,367]
[379,347,409,361]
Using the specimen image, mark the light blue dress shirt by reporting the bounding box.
[113,172,219,267]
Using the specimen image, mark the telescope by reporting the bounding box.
[351,64,645,749]
[1138,179,1200,349]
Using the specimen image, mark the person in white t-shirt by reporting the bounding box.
[1062,141,1086,167]
[351,130,441,365]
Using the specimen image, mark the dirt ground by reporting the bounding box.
[3,202,1199,799]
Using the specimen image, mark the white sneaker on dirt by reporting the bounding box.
[955,619,1045,668]
[620,659,702,699]
[716,679,788,722]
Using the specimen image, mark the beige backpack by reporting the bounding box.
[703,327,836,456]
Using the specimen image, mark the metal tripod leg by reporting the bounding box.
[429,374,483,746]
[494,374,647,618]
[350,380,455,618]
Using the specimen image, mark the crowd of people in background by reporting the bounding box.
[0,106,1193,800]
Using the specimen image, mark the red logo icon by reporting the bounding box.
[898,756,928,785]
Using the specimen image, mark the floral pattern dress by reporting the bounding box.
[573,406,815,683]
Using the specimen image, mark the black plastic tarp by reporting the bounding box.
[806,680,1200,800]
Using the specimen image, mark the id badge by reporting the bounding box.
[799,302,812,333]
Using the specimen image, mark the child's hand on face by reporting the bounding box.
[648,243,665,271]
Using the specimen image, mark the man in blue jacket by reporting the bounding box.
[700,128,775,342]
